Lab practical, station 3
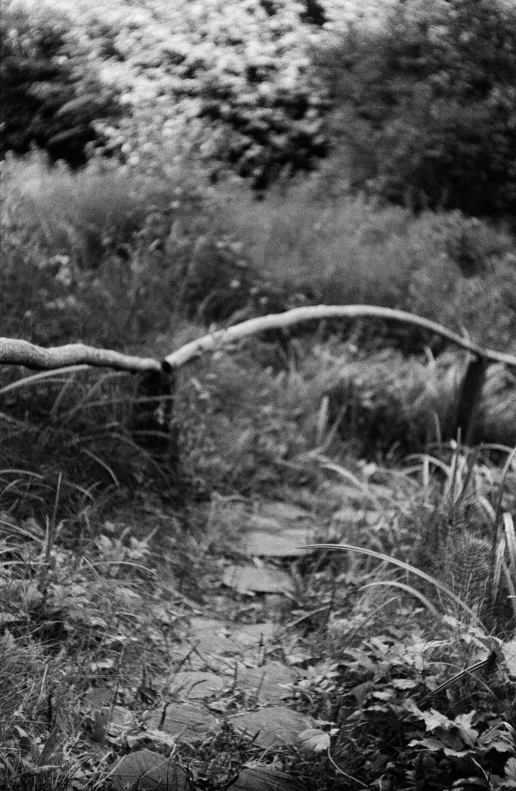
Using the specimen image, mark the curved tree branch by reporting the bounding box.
[2,306,516,374]
[163,305,516,369]
[0,338,161,372]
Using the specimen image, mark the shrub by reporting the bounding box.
[47,0,333,188]
[0,3,122,165]
[220,184,516,353]
[146,0,329,189]
[0,153,294,355]
[316,0,516,216]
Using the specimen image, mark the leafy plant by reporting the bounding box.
[0,3,122,165]
[316,0,516,216]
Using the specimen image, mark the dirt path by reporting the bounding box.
[94,496,336,790]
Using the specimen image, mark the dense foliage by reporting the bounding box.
[317,0,516,215]
[4,0,516,212]
[0,4,121,165]
[1,3,516,788]
[0,1,389,186]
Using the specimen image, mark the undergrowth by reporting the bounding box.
[2,440,516,789]
[2,155,516,352]
[1,141,515,791]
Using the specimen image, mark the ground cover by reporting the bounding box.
[1,436,516,789]
[1,92,516,791]
[1,2,516,788]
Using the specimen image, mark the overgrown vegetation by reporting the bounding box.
[0,4,121,165]
[1,0,516,789]
[317,0,516,216]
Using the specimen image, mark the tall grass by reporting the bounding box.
[1,151,515,501]
[220,183,516,352]
[308,443,516,636]
[3,156,143,267]
[0,153,255,346]
[3,153,515,354]
[0,367,177,523]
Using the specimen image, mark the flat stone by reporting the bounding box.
[145,703,219,742]
[223,564,294,595]
[168,671,226,699]
[187,618,239,657]
[228,706,314,748]
[110,750,188,790]
[231,622,278,648]
[242,528,314,558]
[228,764,305,791]
[234,662,298,704]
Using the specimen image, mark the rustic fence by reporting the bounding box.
[2,305,516,456]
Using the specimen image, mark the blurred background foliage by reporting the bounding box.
[1,7,516,789]
[2,0,516,214]
[0,0,515,479]
[316,0,516,216]
[0,3,122,164]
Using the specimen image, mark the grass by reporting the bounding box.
[1,150,516,789]
[2,436,516,788]
[0,497,188,790]
[3,153,516,350]
[219,182,516,352]
[0,366,175,523]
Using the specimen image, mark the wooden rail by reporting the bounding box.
[0,338,161,372]
[2,306,516,372]
[2,306,515,453]
[162,306,516,370]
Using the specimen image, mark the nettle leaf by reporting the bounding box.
[454,712,479,746]
[502,637,516,678]
[413,736,467,757]
[488,739,515,754]
[297,728,331,753]
[419,709,455,731]
[372,689,395,701]
[477,721,515,753]
[410,719,474,757]
[391,678,417,690]
[410,736,447,752]
[451,776,490,788]
[425,730,473,757]
[352,681,373,706]
[437,728,468,755]
[504,757,516,783]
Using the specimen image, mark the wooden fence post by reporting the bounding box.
[454,354,488,445]
[133,367,179,469]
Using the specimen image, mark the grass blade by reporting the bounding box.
[305,543,487,632]
[361,580,441,618]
